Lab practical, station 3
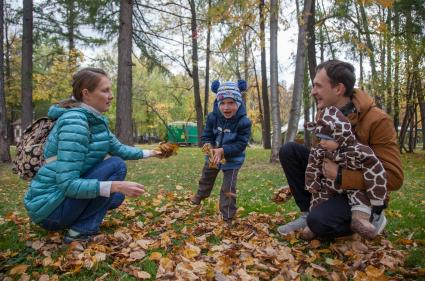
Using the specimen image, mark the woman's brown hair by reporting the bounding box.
[59,68,108,108]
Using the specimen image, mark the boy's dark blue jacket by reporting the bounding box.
[202,100,251,170]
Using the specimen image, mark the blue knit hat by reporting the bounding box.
[211,80,247,108]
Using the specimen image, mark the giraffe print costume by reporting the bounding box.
[305,106,387,215]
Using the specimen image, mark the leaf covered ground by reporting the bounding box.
[0,147,424,280]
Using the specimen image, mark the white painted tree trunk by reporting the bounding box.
[285,0,313,143]
[269,0,281,162]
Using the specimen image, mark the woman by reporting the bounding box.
[24,68,160,243]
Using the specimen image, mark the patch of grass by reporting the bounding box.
[405,248,425,268]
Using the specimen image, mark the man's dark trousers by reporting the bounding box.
[279,142,352,238]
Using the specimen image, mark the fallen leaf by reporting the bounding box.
[182,243,201,259]
[149,252,162,261]
[10,264,29,275]
[129,250,146,261]
[38,274,50,281]
[365,265,385,278]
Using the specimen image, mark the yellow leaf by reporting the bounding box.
[149,252,162,261]
[310,239,321,249]
[10,264,28,275]
[42,256,53,267]
[182,243,201,259]
[365,265,385,278]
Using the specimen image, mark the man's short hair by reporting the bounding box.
[316,60,356,97]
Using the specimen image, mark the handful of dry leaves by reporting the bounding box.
[202,143,226,169]
[154,142,179,158]
[271,186,293,204]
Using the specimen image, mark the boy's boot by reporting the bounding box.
[350,210,376,239]
[190,194,204,205]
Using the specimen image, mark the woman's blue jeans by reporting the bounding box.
[40,156,127,235]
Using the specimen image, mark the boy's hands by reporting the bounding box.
[212,148,224,166]
[202,144,226,168]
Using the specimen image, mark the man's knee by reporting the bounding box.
[279,142,298,165]
[306,209,328,236]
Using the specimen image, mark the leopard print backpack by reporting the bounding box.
[12,117,55,180]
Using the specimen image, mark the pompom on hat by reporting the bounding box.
[211,80,247,108]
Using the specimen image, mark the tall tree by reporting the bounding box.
[269,0,280,162]
[306,0,316,83]
[358,1,380,107]
[189,0,203,146]
[305,0,316,147]
[21,0,33,129]
[259,0,271,149]
[203,0,211,118]
[285,0,313,143]
[0,0,11,162]
[116,0,134,145]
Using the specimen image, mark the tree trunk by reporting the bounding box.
[358,1,381,107]
[306,0,316,84]
[285,0,313,143]
[0,0,10,162]
[305,0,316,147]
[243,30,249,105]
[393,6,400,132]
[203,0,211,118]
[302,57,312,147]
[379,7,386,110]
[385,9,392,117]
[189,0,203,146]
[399,76,414,152]
[414,68,425,150]
[66,0,76,66]
[259,0,271,149]
[269,0,281,162]
[21,0,33,129]
[252,47,264,142]
[116,0,134,145]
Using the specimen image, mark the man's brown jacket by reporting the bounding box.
[341,89,403,191]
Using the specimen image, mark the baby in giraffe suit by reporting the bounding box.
[303,106,387,239]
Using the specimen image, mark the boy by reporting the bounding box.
[190,80,251,226]
[303,106,387,239]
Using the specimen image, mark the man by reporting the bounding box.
[278,60,404,238]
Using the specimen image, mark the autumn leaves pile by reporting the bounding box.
[3,189,411,280]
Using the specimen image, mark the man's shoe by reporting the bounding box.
[63,230,94,244]
[190,194,204,205]
[371,211,387,236]
[277,212,308,235]
[351,210,376,239]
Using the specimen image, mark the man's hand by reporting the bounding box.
[322,158,338,180]
[212,148,224,166]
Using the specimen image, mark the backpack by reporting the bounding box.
[12,117,55,180]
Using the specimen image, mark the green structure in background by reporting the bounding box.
[167,121,198,145]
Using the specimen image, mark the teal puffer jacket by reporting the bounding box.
[24,105,145,223]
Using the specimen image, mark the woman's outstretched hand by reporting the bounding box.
[111,181,145,197]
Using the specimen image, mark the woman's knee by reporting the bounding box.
[109,156,127,178]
